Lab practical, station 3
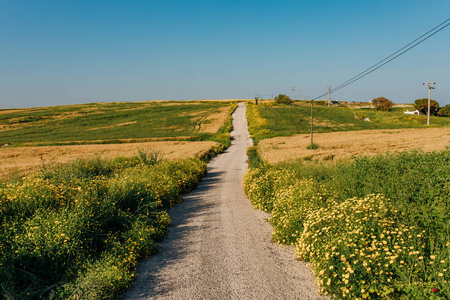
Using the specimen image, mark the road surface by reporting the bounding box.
[123,102,326,299]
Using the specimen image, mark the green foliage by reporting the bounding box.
[372,97,394,111]
[246,146,263,168]
[438,105,450,117]
[244,150,450,299]
[414,98,440,116]
[210,102,238,149]
[137,147,164,166]
[274,94,293,105]
[0,154,207,299]
[306,143,319,150]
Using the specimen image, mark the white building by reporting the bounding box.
[404,110,420,115]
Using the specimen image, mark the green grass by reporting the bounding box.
[0,152,207,299]
[244,150,450,299]
[0,101,236,146]
[246,102,450,142]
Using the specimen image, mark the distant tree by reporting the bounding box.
[438,105,450,117]
[414,98,440,116]
[274,94,293,105]
[371,97,394,111]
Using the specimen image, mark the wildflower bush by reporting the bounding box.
[243,150,450,299]
[0,152,206,299]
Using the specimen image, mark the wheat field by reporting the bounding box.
[259,127,450,164]
[0,141,217,177]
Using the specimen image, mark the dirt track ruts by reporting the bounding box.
[123,102,326,299]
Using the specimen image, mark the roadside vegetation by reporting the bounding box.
[0,150,207,299]
[244,150,450,299]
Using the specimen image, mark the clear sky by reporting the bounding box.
[1,0,449,108]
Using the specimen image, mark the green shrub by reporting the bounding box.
[414,98,440,116]
[438,105,450,117]
[306,143,319,150]
[372,97,394,111]
[274,94,293,105]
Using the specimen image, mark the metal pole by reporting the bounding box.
[328,86,331,107]
[423,82,436,126]
[290,87,295,101]
[427,87,431,126]
[274,107,277,131]
[311,99,314,148]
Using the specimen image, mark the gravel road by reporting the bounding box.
[123,102,326,299]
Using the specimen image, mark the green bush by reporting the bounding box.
[414,98,440,116]
[438,105,450,117]
[372,97,394,111]
[274,94,293,105]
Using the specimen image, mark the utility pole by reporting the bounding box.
[274,107,277,132]
[290,87,295,101]
[423,82,436,126]
[327,86,331,107]
[311,98,314,149]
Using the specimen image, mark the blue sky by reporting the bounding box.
[1,0,449,108]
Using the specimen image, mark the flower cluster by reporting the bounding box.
[0,156,206,299]
[244,154,450,299]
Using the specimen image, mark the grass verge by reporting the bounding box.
[243,150,450,299]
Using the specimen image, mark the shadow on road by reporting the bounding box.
[123,170,226,299]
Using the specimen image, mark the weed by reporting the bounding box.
[306,143,319,150]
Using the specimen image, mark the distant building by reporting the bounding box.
[404,109,420,115]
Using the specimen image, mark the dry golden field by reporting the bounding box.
[259,127,450,164]
[0,141,217,177]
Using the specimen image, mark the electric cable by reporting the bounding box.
[311,18,450,101]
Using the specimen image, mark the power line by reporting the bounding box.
[311,18,450,101]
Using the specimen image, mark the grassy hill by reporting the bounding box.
[0,101,236,146]
[247,101,450,142]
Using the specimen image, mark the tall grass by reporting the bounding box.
[0,152,206,299]
[244,150,450,299]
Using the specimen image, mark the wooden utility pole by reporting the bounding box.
[423,82,436,126]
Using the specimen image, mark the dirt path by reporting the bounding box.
[123,102,326,299]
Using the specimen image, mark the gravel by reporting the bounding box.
[122,102,327,300]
